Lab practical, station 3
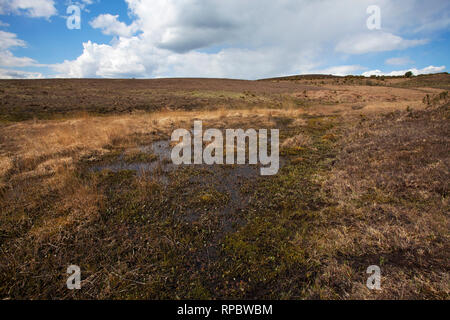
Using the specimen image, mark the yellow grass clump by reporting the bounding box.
[0,156,12,177]
[282,133,312,148]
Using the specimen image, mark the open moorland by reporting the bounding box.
[0,73,448,299]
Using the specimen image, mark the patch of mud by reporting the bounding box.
[182,164,260,224]
[139,140,171,160]
[90,140,175,183]
[90,139,285,217]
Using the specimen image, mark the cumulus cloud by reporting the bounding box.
[362,65,446,77]
[0,0,57,19]
[335,32,427,54]
[39,0,450,79]
[54,39,147,78]
[65,0,95,12]
[0,30,25,48]
[0,30,39,67]
[90,14,138,37]
[0,67,43,78]
[51,0,377,78]
[0,50,37,67]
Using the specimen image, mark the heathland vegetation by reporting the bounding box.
[0,73,448,299]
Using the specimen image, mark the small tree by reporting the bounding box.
[405,71,413,78]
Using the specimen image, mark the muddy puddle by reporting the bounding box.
[90,139,285,227]
[90,140,175,183]
[90,139,283,179]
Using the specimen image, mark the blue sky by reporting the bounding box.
[0,0,448,79]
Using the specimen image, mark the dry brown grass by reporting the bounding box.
[0,77,448,299]
[0,107,296,231]
[304,103,449,299]
[281,133,312,148]
[0,156,12,177]
[0,107,301,167]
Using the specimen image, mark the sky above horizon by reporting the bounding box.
[0,0,449,79]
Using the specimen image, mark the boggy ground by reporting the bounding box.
[0,74,448,299]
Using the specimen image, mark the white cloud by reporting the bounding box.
[52,39,321,79]
[385,57,414,66]
[53,39,147,78]
[0,67,43,79]
[362,65,446,77]
[36,0,450,79]
[0,30,25,49]
[0,0,57,19]
[90,14,138,37]
[413,17,450,33]
[0,50,37,67]
[309,65,365,76]
[52,0,378,78]
[335,32,428,54]
[67,0,95,12]
[0,20,9,27]
[381,0,450,34]
[0,30,39,67]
